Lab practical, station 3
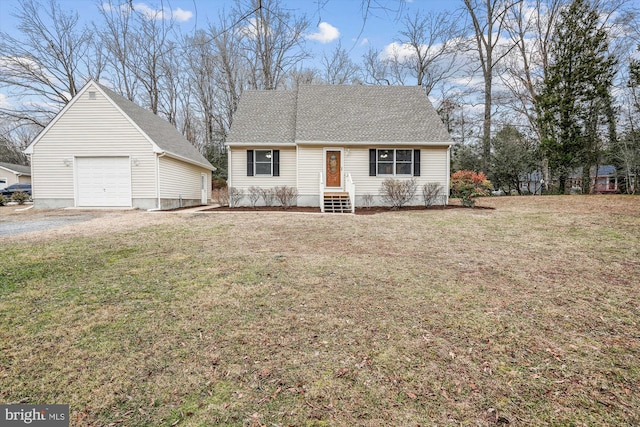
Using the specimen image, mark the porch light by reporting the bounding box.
[63,158,72,167]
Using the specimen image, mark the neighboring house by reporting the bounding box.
[592,165,618,193]
[519,171,543,195]
[0,162,31,189]
[24,80,215,210]
[226,85,454,211]
[567,165,619,194]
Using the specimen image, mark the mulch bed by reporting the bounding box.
[202,204,494,215]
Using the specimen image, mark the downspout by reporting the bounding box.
[227,148,232,188]
[147,152,166,211]
[446,145,451,205]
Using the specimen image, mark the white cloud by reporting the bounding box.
[101,2,193,22]
[0,93,10,109]
[307,22,340,43]
[380,42,415,62]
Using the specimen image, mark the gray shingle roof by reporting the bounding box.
[97,84,214,170]
[226,85,453,145]
[226,90,297,144]
[0,162,31,175]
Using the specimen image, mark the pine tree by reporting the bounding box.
[536,0,617,194]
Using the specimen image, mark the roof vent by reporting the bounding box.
[88,91,96,100]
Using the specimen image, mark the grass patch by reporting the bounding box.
[1,196,639,425]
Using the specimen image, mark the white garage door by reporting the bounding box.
[76,157,131,207]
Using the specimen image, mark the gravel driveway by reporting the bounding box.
[1,206,197,241]
[0,212,94,237]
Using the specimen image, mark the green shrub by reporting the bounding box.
[11,191,30,205]
[0,194,8,206]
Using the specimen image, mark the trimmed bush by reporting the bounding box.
[274,186,298,209]
[362,193,374,209]
[422,182,443,208]
[228,187,244,208]
[247,186,261,208]
[380,178,417,209]
[259,188,275,207]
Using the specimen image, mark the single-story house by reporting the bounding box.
[0,162,31,189]
[24,80,214,210]
[226,85,454,211]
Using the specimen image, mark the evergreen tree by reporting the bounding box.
[490,125,536,194]
[536,0,617,194]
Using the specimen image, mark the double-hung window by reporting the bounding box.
[370,148,420,177]
[377,149,414,176]
[247,149,280,177]
[255,150,273,175]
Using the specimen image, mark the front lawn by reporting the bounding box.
[1,195,639,425]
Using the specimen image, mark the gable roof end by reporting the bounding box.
[25,80,214,171]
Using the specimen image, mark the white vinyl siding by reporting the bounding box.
[296,146,323,196]
[229,146,296,190]
[346,146,450,202]
[159,155,210,200]
[30,83,157,203]
[229,144,450,207]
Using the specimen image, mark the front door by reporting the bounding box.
[325,150,341,188]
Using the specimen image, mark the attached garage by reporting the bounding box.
[76,157,132,207]
[24,80,215,210]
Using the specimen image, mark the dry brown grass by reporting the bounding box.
[1,195,639,426]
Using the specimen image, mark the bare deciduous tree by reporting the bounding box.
[0,0,98,129]
[236,0,310,90]
[463,0,518,174]
[396,9,465,94]
[320,42,361,85]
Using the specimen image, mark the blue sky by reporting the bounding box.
[0,0,460,68]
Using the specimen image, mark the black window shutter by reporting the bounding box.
[247,150,254,176]
[413,149,421,176]
[369,149,376,176]
[273,150,280,176]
